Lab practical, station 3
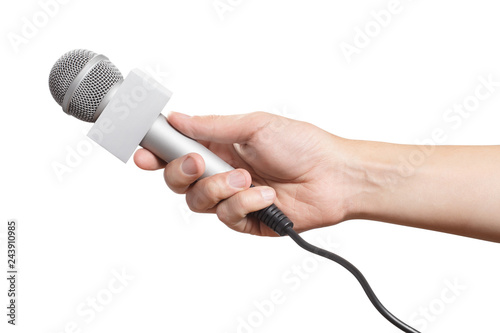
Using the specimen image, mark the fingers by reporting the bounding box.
[135,146,277,234]
[167,111,272,144]
[185,169,251,212]
[185,169,276,233]
[134,148,166,170]
[216,186,276,231]
[163,153,206,194]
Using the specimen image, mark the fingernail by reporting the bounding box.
[260,188,275,201]
[171,111,190,119]
[228,171,247,189]
[182,156,198,176]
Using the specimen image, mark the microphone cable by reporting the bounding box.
[284,226,420,333]
[250,203,421,333]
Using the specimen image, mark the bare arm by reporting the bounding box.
[346,141,500,242]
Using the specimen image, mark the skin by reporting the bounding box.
[134,111,500,242]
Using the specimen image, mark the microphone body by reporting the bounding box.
[140,114,234,178]
[49,50,293,235]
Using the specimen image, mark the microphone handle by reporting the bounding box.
[140,114,234,177]
[140,114,293,235]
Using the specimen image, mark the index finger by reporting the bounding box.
[134,148,167,170]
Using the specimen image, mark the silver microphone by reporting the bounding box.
[48,51,423,332]
[49,49,293,236]
[48,49,233,178]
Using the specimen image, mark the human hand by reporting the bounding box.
[134,112,359,236]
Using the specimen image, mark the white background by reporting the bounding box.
[1,0,500,332]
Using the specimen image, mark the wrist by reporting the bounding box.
[339,139,402,222]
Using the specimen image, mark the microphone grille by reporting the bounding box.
[49,49,123,122]
[49,49,98,106]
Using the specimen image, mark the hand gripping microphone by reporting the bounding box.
[48,49,293,235]
[48,49,420,333]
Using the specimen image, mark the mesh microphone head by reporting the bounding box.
[49,49,123,122]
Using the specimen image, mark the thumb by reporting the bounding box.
[167,111,272,144]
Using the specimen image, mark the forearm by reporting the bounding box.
[344,140,500,242]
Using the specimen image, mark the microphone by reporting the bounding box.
[48,49,421,333]
[48,49,293,235]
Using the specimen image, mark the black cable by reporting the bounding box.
[251,202,420,332]
[284,226,420,333]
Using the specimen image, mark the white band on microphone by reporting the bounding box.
[87,68,172,163]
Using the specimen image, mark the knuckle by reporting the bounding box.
[164,165,184,190]
[185,191,203,213]
[216,204,230,224]
[234,192,250,212]
[203,114,223,134]
[166,181,186,194]
[203,180,221,200]
[251,111,270,119]
[186,190,211,213]
[206,114,223,122]
[218,194,247,224]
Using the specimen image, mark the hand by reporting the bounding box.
[134,112,359,236]
[134,111,500,242]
